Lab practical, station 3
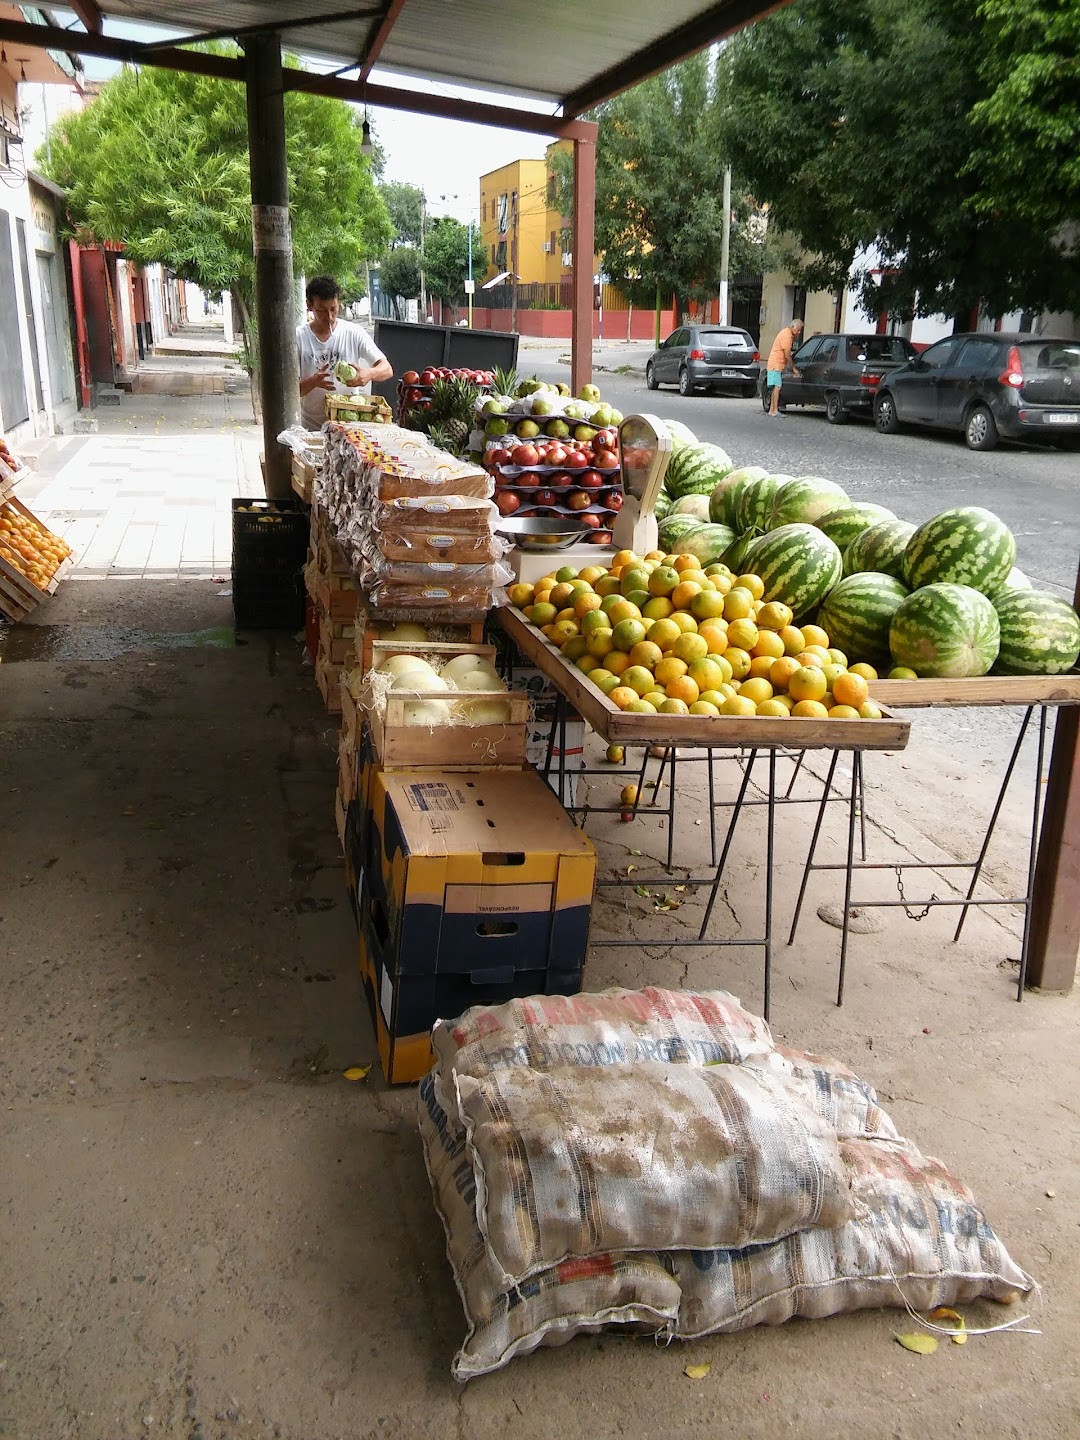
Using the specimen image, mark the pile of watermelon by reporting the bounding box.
[651,419,1080,679]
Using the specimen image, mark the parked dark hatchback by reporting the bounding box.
[646,325,760,397]
[763,333,918,422]
[874,333,1080,450]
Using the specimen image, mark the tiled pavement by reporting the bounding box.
[19,392,263,579]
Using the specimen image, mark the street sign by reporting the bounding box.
[464,279,475,295]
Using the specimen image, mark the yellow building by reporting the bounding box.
[479,145,571,288]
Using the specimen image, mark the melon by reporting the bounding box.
[660,418,698,451]
[818,572,910,667]
[664,442,732,499]
[672,522,737,567]
[902,506,1016,596]
[843,519,917,579]
[769,476,851,529]
[993,590,1080,675]
[735,474,784,535]
[653,491,673,522]
[709,465,769,526]
[889,584,1000,677]
[817,502,897,556]
[741,524,844,619]
[986,566,1032,602]
[657,513,702,552]
[670,493,713,520]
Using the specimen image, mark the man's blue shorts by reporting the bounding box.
[767,369,783,388]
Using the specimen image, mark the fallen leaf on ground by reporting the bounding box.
[626,865,637,876]
[895,1333,938,1355]
[684,1363,711,1380]
[634,885,651,898]
[343,1065,371,1082]
[930,1307,967,1344]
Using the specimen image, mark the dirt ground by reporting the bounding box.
[1,579,1077,1440]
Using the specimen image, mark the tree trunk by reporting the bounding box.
[232,286,261,424]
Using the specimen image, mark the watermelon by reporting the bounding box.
[664,442,732,499]
[817,502,897,556]
[986,566,1032,602]
[769,476,851,528]
[889,584,1000,677]
[657,513,701,552]
[902,506,1016,595]
[735,474,783,534]
[818,572,909,667]
[741,524,843,619]
[993,590,1080,675]
[843,519,917,579]
[722,530,762,573]
[670,493,712,520]
[709,465,769,526]
[653,490,673,522]
[660,418,698,451]
[673,522,737,566]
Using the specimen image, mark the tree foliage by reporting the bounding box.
[379,180,425,247]
[421,216,487,304]
[723,0,1080,321]
[40,48,392,320]
[379,246,422,300]
[550,53,765,314]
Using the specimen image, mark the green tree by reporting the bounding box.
[422,216,486,310]
[548,53,765,318]
[723,0,1080,322]
[379,246,422,303]
[379,180,425,247]
[40,48,392,364]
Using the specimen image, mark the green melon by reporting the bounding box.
[669,493,713,520]
[735,474,784,535]
[769,476,851,529]
[673,522,738,567]
[889,584,1000,677]
[741,524,843,619]
[664,443,732,499]
[817,502,897,557]
[653,490,672,522]
[657,513,701,552]
[902,506,1016,595]
[843,519,917,579]
[992,590,1080,675]
[818,572,910,667]
[660,419,698,451]
[709,465,769,526]
[986,566,1032,603]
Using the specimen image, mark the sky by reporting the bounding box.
[44,9,555,227]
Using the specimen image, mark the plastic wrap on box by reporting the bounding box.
[376,495,499,535]
[377,526,510,565]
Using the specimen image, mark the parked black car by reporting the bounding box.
[761,332,917,422]
[646,325,760,397]
[874,332,1080,450]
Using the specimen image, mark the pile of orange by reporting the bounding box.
[0,502,72,592]
[513,549,883,721]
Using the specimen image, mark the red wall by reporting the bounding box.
[467,307,668,341]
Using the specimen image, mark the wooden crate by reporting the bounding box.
[316,652,344,714]
[363,640,528,770]
[340,679,361,749]
[291,455,317,503]
[354,616,486,673]
[869,672,1080,709]
[499,606,911,753]
[0,497,74,620]
[325,392,393,424]
[338,733,358,803]
[318,610,356,665]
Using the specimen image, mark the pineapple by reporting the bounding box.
[427,376,478,454]
[493,365,518,399]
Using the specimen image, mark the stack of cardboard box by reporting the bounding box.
[304,501,360,714]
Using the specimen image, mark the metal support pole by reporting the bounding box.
[719,166,731,326]
[836,750,862,1007]
[570,134,595,396]
[244,33,298,500]
[1018,706,1050,999]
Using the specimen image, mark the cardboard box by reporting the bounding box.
[334,786,347,850]
[506,662,558,703]
[358,767,596,1084]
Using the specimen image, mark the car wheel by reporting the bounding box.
[874,391,900,434]
[645,361,658,391]
[742,384,757,399]
[678,368,695,397]
[825,391,846,425]
[965,403,998,451]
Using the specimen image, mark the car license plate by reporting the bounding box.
[1046,412,1079,425]
[721,369,741,378]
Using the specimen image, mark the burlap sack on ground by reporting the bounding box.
[431,987,774,1120]
[418,1075,679,1381]
[743,1045,899,1142]
[673,1136,1034,1337]
[455,1062,854,1287]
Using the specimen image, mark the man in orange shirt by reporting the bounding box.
[765,318,804,417]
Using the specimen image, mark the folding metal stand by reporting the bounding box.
[788,704,1051,1005]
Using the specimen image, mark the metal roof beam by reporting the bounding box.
[356,0,407,84]
[69,0,103,34]
[138,6,383,52]
[0,15,244,80]
[560,0,789,115]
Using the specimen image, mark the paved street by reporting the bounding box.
[527,353,1080,596]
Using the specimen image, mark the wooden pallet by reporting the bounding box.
[869,672,1080,709]
[499,606,910,752]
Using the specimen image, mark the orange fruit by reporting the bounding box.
[672,554,700,573]
[606,651,631,676]
[849,662,878,682]
[725,647,752,681]
[658,697,690,715]
[629,640,664,671]
[778,625,805,656]
[736,573,765,600]
[698,624,728,655]
[801,623,830,649]
[612,549,637,570]
[648,565,680,597]
[574,592,603,618]
[580,609,611,635]
[751,630,785,660]
[562,636,589,661]
[739,677,774,706]
[771,692,795,712]
[828,705,861,719]
[748,656,776,680]
[670,611,699,634]
[549,581,576,609]
[586,630,616,659]
[757,601,793,631]
[726,618,759,652]
[609,686,638,710]
[643,690,668,710]
[827,647,848,667]
[642,596,674,620]
[671,581,703,611]
[654,656,688,687]
[833,671,870,708]
[622,665,657,697]
[794,651,827,670]
[594,574,621,597]
[606,598,642,626]
[757,699,790,718]
[576,654,601,673]
[791,699,830,719]
[508,582,534,608]
[711,655,734,685]
[689,700,721,716]
[625,698,658,713]
[611,618,648,652]
[723,587,755,621]
[672,632,709,664]
[691,589,727,621]
[590,670,619,695]
[721,694,758,717]
[647,617,683,649]
[858,700,883,719]
[666,675,700,706]
[555,607,577,625]
[788,666,828,703]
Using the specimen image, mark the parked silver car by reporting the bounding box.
[646,325,761,397]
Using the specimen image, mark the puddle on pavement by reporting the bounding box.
[0,623,237,663]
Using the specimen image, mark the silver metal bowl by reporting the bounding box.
[495,515,592,551]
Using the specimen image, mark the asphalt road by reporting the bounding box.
[529,360,1080,596]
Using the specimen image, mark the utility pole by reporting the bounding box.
[419,190,427,320]
[719,166,731,326]
[467,218,474,329]
[510,190,519,333]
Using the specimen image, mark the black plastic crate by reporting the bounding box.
[231,497,308,578]
[232,573,305,630]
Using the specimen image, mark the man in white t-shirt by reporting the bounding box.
[296,275,393,430]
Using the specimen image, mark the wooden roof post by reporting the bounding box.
[570,131,596,399]
[1026,555,1080,992]
[245,31,298,500]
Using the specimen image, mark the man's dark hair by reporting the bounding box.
[306,275,340,304]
